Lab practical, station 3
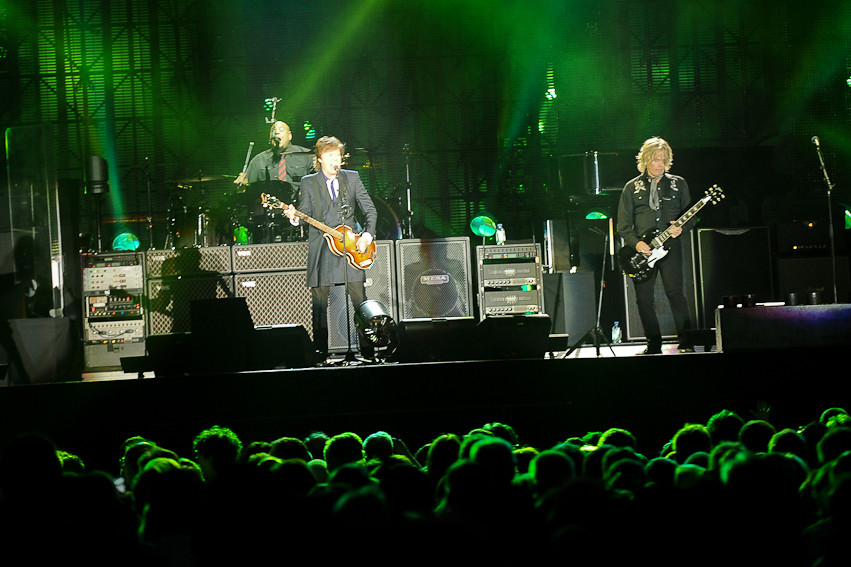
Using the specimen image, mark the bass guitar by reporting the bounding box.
[620,184,724,282]
[261,193,375,270]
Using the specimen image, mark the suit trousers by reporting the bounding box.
[310,282,367,356]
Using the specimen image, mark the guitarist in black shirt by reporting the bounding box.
[617,137,693,354]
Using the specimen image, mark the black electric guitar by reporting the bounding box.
[260,193,375,270]
[620,184,724,282]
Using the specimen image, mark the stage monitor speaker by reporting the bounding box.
[234,271,313,332]
[328,240,395,352]
[696,227,773,326]
[190,297,255,374]
[252,325,314,369]
[622,232,699,340]
[391,317,477,363]
[232,241,309,273]
[396,238,473,320]
[146,333,193,376]
[146,275,234,335]
[543,271,596,342]
[145,247,232,279]
[475,315,551,359]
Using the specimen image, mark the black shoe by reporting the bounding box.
[314,350,329,366]
[637,347,662,355]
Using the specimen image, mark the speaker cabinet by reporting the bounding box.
[622,232,699,340]
[777,256,850,304]
[395,238,473,320]
[146,275,234,335]
[475,314,551,359]
[232,242,309,273]
[145,247,232,278]
[696,227,773,325]
[234,271,313,332]
[543,271,596,342]
[328,240,396,352]
[391,317,477,362]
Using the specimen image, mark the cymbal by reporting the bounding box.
[171,174,233,184]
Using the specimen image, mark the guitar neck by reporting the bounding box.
[294,210,344,241]
[261,192,347,241]
[651,196,710,247]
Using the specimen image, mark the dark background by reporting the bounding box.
[1,0,850,325]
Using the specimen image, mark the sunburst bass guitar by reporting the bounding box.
[620,184,724,282]
[261,193,375,270]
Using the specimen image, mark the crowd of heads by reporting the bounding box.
[2,407,851,564]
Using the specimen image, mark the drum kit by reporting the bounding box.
[150,93,414,249]
[163,175,305,249]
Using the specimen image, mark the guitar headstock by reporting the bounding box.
[705,184,724,204]
[260,192,284,209]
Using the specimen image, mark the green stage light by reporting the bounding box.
[585,211,609,220]
[470,215,497,237]
[112,232,140,251]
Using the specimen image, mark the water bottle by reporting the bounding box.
[495,223,506,245]
[611,321,622,344]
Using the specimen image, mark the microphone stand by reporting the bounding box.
[813,136,839,304]
[144,157,155,250]
[337,171,360,365]
[563,227,617,358]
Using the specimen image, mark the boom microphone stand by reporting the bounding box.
[812,135,839,304]
[564,221,617,358]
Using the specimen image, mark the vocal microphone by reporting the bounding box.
[812,136,820,147]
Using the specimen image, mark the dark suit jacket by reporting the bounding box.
[297,169,378,287]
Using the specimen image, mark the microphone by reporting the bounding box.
[812,136,820,147]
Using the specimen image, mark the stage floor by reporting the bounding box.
[79,340,713,382]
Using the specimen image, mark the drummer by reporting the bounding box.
[234,120,314,198]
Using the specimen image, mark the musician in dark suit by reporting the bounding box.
[283,136,377,361]
[617,137,692,354]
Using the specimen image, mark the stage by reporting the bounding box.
[0,340,846,476]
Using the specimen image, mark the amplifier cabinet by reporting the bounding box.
[232,242,309,273]
[146,275,235,335]
[396,238,473,320]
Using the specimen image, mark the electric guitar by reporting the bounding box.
[260,193,375,270]
[620,184,724,282]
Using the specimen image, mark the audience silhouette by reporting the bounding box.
[1,407,850,565]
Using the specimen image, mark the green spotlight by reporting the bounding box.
[844,207,851,230]
[470,215,497,237]
[112,232,140,251]
[585,210,608,220]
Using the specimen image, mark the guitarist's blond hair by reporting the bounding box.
[635,137,673,174]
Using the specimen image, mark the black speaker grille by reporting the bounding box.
[146,275,235,335]
[234,271,313,332]
[328,240,395,351]
[232,242,309,273]
[145,247,232,279]
[396,238,472,320]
